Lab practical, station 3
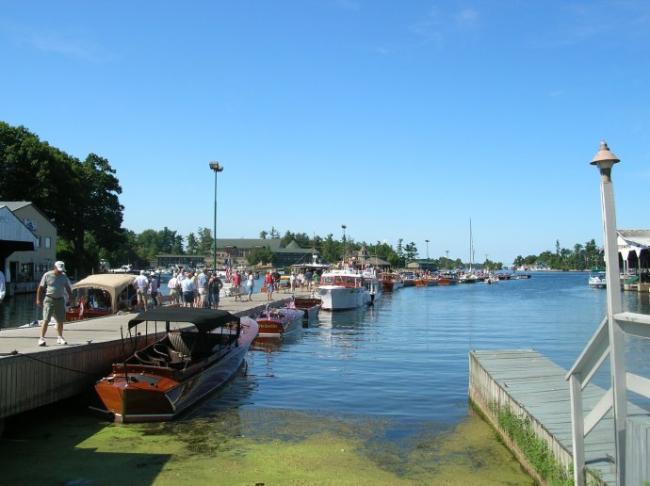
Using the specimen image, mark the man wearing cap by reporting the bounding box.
[36,261,73,346]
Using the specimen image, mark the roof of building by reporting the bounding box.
[216,238,316,254]
[0,201,32,211]
[0,206,38,245]
[618,230,650,247]
[360,256,390,266]
[0,201,57,231]
[618,230,650,259]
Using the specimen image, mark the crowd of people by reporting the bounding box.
[19,261,324,346]
[163,268,223,309]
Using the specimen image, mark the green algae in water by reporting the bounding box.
[1,407,532,485]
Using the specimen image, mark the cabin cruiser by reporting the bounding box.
[317,268,381,310]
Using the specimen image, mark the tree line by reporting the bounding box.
[1,122,123,277]
[1,121,508,274]
[513,239,604,270]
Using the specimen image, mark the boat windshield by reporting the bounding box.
[320,275,361,287]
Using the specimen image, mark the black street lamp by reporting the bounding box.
[209,161,224,270]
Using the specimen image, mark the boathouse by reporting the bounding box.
[0,201,54,295]
[618,229,650,275]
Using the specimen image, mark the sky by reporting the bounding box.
[1,1,649,264]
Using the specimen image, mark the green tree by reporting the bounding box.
[0,122,124,276]
[247,247,274,266]
[197,227,213,255]
[259,230,268,239]
[404,242,418,261]
[186,233,198,254]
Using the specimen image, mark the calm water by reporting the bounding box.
[3,272,650,483]
[191,271,650,428]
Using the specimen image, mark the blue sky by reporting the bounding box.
[1,1,649,263]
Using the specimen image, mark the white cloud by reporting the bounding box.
[0,20,106,62]
[410,6,480,45]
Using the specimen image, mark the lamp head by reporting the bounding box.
[209,161,224,172]
[590,141,619,170]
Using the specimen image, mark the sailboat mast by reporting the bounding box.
[469,218,473,272]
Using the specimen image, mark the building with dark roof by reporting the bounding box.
[155,238,318,269]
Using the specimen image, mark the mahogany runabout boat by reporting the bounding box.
[256,307,304,338]
[94,308,258,423]
[381,273,404,292]
[289,297,321,323]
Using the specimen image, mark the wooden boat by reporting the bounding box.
[66,274,136,321]
[256,307,304,338]
[94,308,258,423]
[424,276,438,286]
[437,273,458,285]
[400,272,416,287]
[381,273,404,292]
[288,297,321,323]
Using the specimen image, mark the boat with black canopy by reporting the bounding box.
[94,307,258,423]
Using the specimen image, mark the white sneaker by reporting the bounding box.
[57,336,67,345]
[38,337,46,346]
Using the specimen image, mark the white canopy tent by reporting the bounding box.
[617,229,650,274]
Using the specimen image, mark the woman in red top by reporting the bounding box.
[232,271,241,301]
[264,271,274,300]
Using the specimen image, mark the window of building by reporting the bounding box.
[35,236,40,248]
[45,237,51,248]
[19,263,34,282]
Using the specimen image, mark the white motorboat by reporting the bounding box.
[317,268,380,311]
[588,271,606,288]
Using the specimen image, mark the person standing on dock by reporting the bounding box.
[180,272,196,307]
[264,271,274,300]
[134,270,149,311]
[36,261,73,346]
[208,272,222,309]
[232,270,241,301]
[197,269,209,308]
[246,271,254,301]
[167,273,180,305]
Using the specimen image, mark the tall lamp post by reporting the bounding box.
[425,239,430,260]
[209,161,224,270]
[591,140,626,485]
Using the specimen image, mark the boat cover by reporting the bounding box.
[73,273,136,313]
[128,307,240,332]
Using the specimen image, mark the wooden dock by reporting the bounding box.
[469,349,650,485]
[0,293,295,422]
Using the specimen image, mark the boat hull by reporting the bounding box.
[256,310,303,338]
[96,345,249,422]
[318,286,370,310]
[95,318,258,423]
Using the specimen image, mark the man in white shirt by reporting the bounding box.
[133,270,149,311]
[180,274,196,308]
[197,270,209,308]
[167,274,180,305]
